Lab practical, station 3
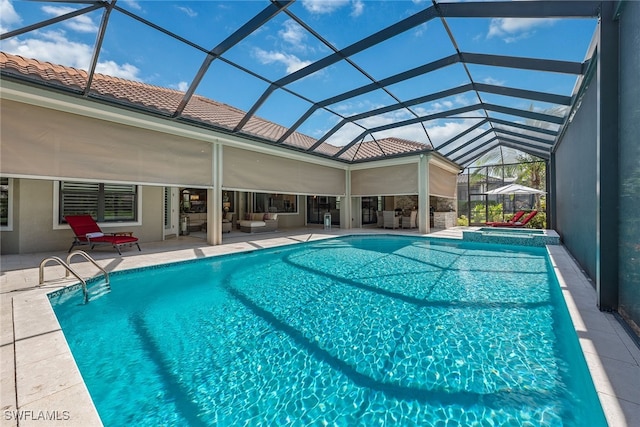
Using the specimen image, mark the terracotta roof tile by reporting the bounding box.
[339,137,431,161]
[1,52,432,162]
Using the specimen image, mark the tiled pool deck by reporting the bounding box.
[1,227,639,426]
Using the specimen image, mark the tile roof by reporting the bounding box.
[1,52,433,162]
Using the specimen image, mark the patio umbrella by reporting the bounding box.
[485,183,546,195]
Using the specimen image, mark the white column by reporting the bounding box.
[418,155,430,234]
[208,141,223,245]
[343,169,352,229]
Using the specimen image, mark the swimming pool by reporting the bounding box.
[49,235,605,426]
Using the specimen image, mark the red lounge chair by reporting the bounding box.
[65,215,141,255]
[489,210,537,227]
[486,210,525,226]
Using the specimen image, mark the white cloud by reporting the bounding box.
[301,0,363,16]
[324,122,368,146]
[41,5,98,33]
[121,0,142,11]
[280,19,307,49]
[3,30,141,80]
[0,0,21,33]
[454,94,472,106]
[487,18,556,43]
[482,76,506,86]
[426,119,488,147]
[351,0,364,17]
[413,23,428,37]
[322,99,490,146]
[326,93,479,146]
[3,30,93,68]
[374,125,430,143]
[333,99,384,114]
[95,60,141,81]
[176,6,197,18]
[172,81,189,92]
[301,0,350,14]
[253,48,312,74]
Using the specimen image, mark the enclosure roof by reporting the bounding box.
[0,1,603,166]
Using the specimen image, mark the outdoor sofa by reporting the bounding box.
[239,213,278,233]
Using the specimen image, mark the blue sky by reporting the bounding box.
[0,0,598,156]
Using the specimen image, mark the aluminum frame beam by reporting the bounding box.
[173,1,293,118]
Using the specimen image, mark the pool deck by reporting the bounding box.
[1,226,639,426]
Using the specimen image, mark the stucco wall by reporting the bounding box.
[0,179,164,254]
[618,0,640,334]
[554,76,598,282]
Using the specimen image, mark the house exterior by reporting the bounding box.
[0,52,460,254]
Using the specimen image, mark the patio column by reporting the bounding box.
[343,169,352,229]
[596,2,619,311]
[418,154,430,234]
[208,141,223,245]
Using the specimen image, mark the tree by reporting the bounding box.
[515,153,546,210]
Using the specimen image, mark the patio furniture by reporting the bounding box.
[489,210,537,227]
[239,213,278,233]
[383,211,400,229]
[486,210,525,226]
[222,213,234,233]
[65,215,141,255]
[402,210,417,229]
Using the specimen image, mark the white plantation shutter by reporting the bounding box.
[60,182,137,222]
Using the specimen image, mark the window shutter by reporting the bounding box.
[61,182,99,218]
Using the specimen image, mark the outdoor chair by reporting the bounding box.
[222,213,234,233]
[383,211,400,229]
[486,210,525,226]
[402,210,417,229]
[489,210,537,227]
[65,215,141,255]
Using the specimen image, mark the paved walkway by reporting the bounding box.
[1,227,638,426]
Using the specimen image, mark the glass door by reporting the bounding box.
[307,196,338,225]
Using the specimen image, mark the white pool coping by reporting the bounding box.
[1,227,638,426]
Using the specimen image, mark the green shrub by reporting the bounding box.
[488,203,503,222]
[457,215,469,226]
[526,211,547,229]
[471,204,487,222]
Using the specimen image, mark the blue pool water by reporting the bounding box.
[50,236,606,426]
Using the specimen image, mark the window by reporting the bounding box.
[254,193,297,213]
[0,177,12,230]
[59,181,138,224]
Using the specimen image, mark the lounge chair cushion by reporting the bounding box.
[65,215,141,255]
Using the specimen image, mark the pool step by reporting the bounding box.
[88,281,111,301]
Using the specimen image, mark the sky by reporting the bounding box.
[0,0,598,163]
